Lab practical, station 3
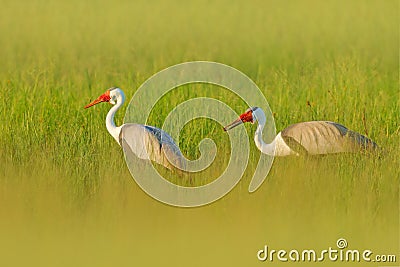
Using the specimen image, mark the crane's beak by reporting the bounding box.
[84,90,111,109]
[84,98,104,109]
[223,110,254,131]
[223,118,243,131]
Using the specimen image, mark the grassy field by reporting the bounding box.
[0,0,398,266]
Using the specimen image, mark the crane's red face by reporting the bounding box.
[223,107,256,131]
[84,90,111,109]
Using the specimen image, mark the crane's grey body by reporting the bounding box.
[280,121,378,155]
[119,123,186,170]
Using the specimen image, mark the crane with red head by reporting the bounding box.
[85,87,186,170]
[224,107,378,156]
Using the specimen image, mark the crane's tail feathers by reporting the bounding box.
[346,130,379,152]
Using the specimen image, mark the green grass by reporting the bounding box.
[0,0,398,266]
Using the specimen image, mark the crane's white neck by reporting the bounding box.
[106,93,124,145]
[254,122,276,156]
[252,108,294,156]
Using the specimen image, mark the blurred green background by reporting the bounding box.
[0,0,398,266]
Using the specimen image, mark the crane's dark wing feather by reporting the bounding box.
[328,122,378,150]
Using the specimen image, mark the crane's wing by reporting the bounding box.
[119,124,186,170]
[281,121,378,155]
[143,125,186,170]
